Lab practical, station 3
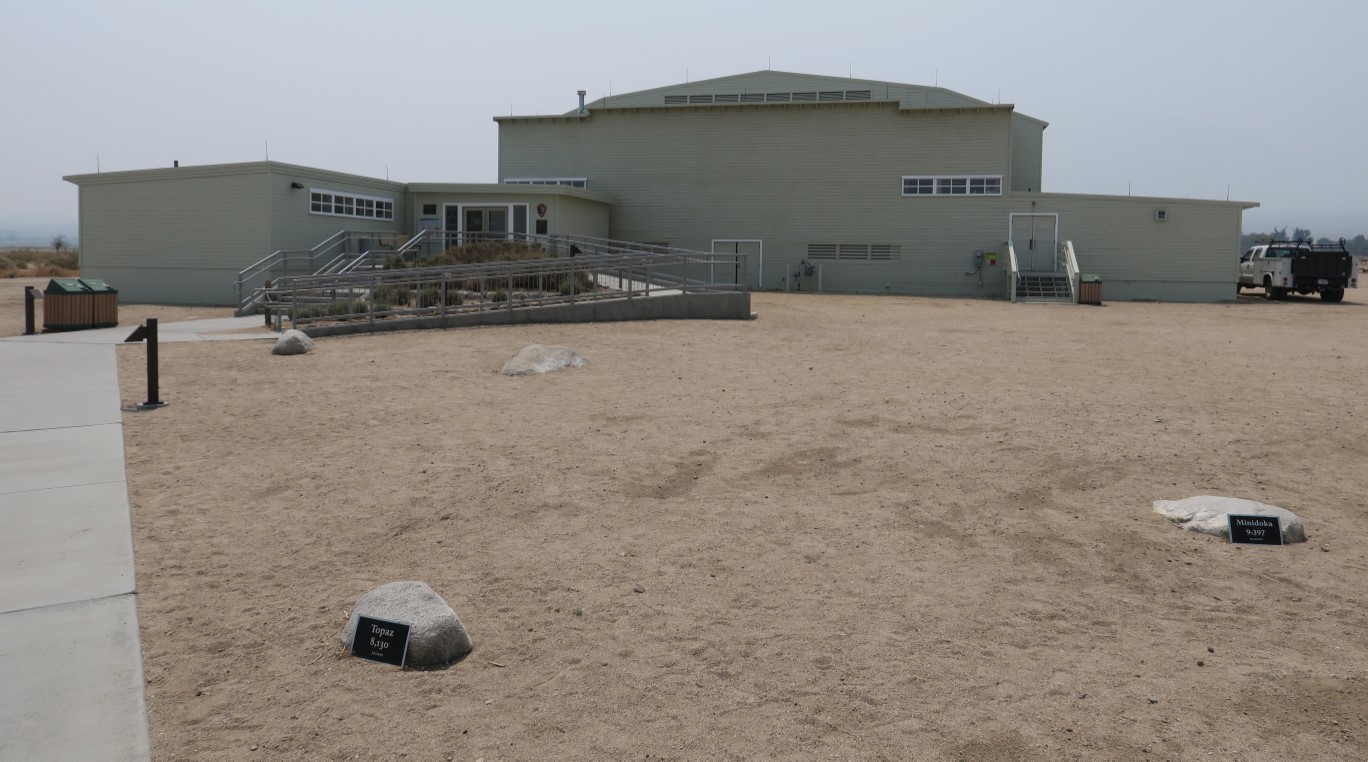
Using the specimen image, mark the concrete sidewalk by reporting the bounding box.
[0,319,274,760]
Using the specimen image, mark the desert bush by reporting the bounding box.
[0,248,80,277]
[417,286,462,308]
[297,299,367,319]
[492,288,509,302]
[373,284,413,309]
[552,273,595,295]
[387,241,550,270]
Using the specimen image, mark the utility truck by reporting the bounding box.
[1238,240,1357,302]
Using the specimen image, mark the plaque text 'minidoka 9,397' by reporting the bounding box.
[1228,514,1283,546]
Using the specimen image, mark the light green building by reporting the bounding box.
[65,70,1255,305]
[498,70,1256,301]
[64,163,613,304]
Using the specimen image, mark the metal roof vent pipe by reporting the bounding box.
[577,90,587,116]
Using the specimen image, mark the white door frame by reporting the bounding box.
[1008,213,1060,272]
[442,202,530,243]
[711,238,764,288]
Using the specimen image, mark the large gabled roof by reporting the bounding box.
[550,70,1046,126]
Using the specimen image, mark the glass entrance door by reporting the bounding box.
[464,207,508,242]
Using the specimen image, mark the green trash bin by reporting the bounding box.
[78,278,119,328]
[42,277,119,331]
[1079,274,1102,305]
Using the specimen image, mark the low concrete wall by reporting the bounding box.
[300,291,753,338]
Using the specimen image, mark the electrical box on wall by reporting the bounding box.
[1155,209,1168,222]
[973,250,985,267]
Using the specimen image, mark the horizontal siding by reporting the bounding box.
[1010,116,1044,192]
[556,196,611,238]
[78,171,270,304]
[407,190,609,238]
[77,266,241,305]
[501,105,1244,301]
[501,105,1012,279]
[268,168,405,251]
[1045,196,1243,296]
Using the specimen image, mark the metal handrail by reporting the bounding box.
[1062,241,1081,304]
[239,229,715,315]
[1005,242,1019,302]
[236,229,415,312]
[264,249,747,332]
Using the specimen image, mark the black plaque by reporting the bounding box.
[351,616,412,667]
[1228,514,1283,545]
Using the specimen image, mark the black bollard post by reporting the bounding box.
[124,318,167,409]
[23,287,39,335]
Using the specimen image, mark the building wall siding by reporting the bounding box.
[76,170,271,303]
[501,105,1244,302]
[406,190,610,240]
[268,167,406,252]
[1011,116,1044,192]
[554,196,611,239]
[501,103,1012,262]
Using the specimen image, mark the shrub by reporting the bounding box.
[373,284,413,309]
[386,241,550,270]
[297,299,367,319]
[491,288,509,303]
[417,286,462,308]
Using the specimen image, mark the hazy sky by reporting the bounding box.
[4,0,1365,239]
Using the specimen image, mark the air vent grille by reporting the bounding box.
[662,89,879,105]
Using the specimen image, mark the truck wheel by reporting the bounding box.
[1263,278,1277,300]
[1321,288,1345,303]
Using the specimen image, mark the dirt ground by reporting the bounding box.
[116,289,1368,760]
[0,276,233,337]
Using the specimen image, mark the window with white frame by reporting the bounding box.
[504,177,588,188]
[309,189,395,220]
[806,243,901,262]
[902,175,1002,196]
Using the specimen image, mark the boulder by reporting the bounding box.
[500,344,588,376]
[1153,495,1306,543]
[340,581,473,667]
[272,329,315,356]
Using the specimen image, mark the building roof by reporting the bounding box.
[1032,191,1259,210]
[63,161,409,190]
[406,183,615,205]
[501,70,1046,127]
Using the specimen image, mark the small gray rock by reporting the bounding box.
[340,581,472,668]
[272,329,315,356]
[499,344,588,376]
[1153,495,1306,543]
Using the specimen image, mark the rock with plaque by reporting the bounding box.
[1153,495,1305,544]
[352,616,412,667]
[340,581,473,668]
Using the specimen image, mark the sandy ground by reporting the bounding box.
[116,289,1368,760]
[0,276,234,337]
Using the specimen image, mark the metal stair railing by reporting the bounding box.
[336,230,432,274]
[1005,242,1020,302]
[262,248,748,332]
[235,229,349,314]
[240,230,724,316]
[1062,241,1081,304]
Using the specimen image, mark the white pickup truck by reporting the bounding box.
[1238,240,1357,302]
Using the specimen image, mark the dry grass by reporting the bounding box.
[0,247,79,278]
